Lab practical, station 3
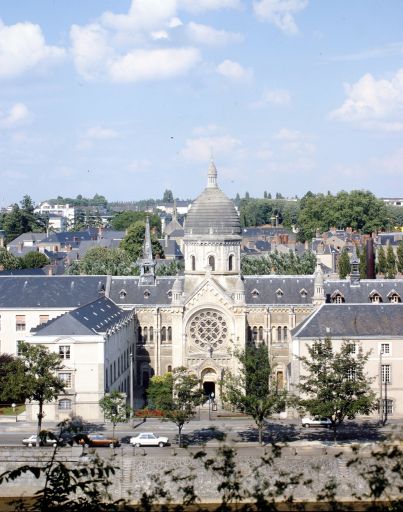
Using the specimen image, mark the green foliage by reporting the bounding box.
[0,196,46,242]
[155,260,184,276]
[397,241,403,274]
[18,342,66,433]
[99,391,130,440]
[162,189,174,203]
[66,247,136,276]
[0,353,27,403]
[297,190,388,242]
[48,194,108,208]
[358,245,367,278]
[0,247,23,270]
[385,244,397,279]
[377,246,387,275]
[147,367,204,447]
[21,251,49,269]
[223,343,287,445]
[239,198,299,229]
[241,250,316,275]
[338,249,351,279]
[298,338,378,433]
[110,211,161,232]
[120,221,164,261]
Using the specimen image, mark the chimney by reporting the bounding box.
[165,234,169,247]
[366,237,376,279]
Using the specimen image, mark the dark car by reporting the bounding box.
[78,434,120,448]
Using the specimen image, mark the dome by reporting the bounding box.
[185,162,241,236]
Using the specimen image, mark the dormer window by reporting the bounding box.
[300,288,308,298]
[167,289,172,299]
[143,289,151,299]
[119,289,127,299]
[251,288,259,298]
[388,290,401,303]
[369,290,382,303]
[276,288,283,298]
[331,290,345,304]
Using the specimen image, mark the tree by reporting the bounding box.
[223,343,287,445]
[111,211,161,232]
[18,341,65,433]
[385,245,396,279]
[358,245,367,279]
[147,367,204,447]
[68,246,136,276]
[155,260,184,276]
[377,246,387,275]
[338,249,351,279]
[99,391,130,442]
[0,247,22,271]
[397,241,403,274]
[21,251,49,269]
[162,189,174,203]
[0,354,27,403]
[298,338,377,434]
[120,221,164,261]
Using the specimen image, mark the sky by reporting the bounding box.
[1,0,403,206]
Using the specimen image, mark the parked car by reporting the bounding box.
[22,433,58,447]
[130,432,169,447]
[78,434,120,448]
[301,416,332,428]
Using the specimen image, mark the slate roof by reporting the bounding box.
[0,268,47,276]
[39,230,97,245]
[292,303,403,338]
[159,239,183,259]
[75,239,121,259]
[324,279,403,303]
[244,275,314,305]
[32,296,131,336]
[109,276,179,306]
[7,232,47,246]
[242,227,291,237]
[0,275,107,308]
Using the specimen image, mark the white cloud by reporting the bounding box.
[186,22,242,45]
[216,59,253,81]
[168,17,183,28]
[0,103,30,128]
[181,134,241,161]
[253,0,308,35]
[251,88,291,108]
[274,128,302,141]
[330,69,403,131]
[332,42,403,62]
[0,19,65,79]
[151,30,169,40]
[70,23,112,80]
[78,125,119,150]
[274,128,316,156]
[109,47,200,82]
[180,0,242,13]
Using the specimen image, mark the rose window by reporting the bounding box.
[189,310,228,349]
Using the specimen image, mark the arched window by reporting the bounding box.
[247,326,252,342]
[161,326,167,342]
[283,326,288,341]
[191,255,196,271]
[277,326,282,342]
[58,399,71,410]
[258,326,264,341]
[276,371,284,390]
[252,326,258,341]
[229,254,234,271]
[149,326,154,341]
[143,326,148,343]
[167,365,172,373]
[208,255,215,271]
[167,326,172,341]
[137,326,143,343]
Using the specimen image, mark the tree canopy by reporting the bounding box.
[110,211,161,232]
[120,221,164,261]
[298,338,377,434]
[241,251,316,275]
[223,343,287,445]
[147,367,204,447]
[99,390,130,441]
[67,246,137,276]
[0,353,27,403]
[0,196,46,242]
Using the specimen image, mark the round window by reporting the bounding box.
[188,310,228,349]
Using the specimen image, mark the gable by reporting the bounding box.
[185,278,234,310]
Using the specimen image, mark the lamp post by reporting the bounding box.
[129,352,134,418]
[11,403,17,422]
[208,392,215,421]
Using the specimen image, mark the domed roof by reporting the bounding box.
[184,162,241,236]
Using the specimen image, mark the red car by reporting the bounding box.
[78,434,120,448]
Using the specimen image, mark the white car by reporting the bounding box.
[301,417,332,428]
[130,432,169,447]
[22,434,58,447]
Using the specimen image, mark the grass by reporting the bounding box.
[0,404,25,416]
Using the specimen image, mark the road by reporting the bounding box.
[0,416,400,449]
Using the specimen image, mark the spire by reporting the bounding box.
[142,216,153,260]
[207,160,218,189]
[138,216,156,286]
[312,260,325,305]
[173,199,178,220]
[350,246,360,286]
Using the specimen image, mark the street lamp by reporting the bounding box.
[208,392,215,421]
[129,352,134,418]
[11,403,17,422]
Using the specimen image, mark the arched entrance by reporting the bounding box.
[201,368,217,399]
[203,381,215,397]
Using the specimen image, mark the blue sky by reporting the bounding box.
[1,1,403,206]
